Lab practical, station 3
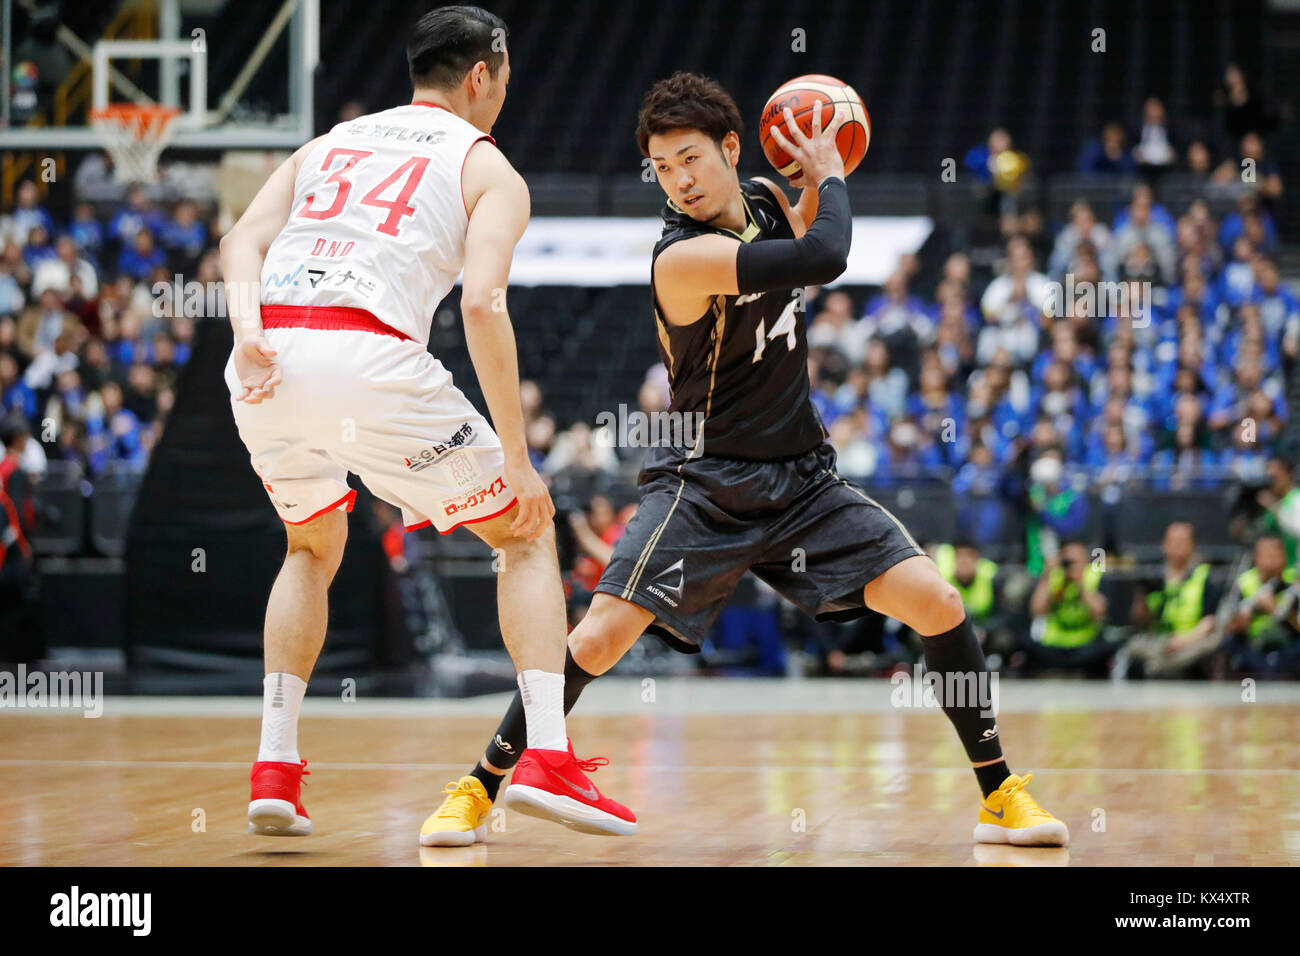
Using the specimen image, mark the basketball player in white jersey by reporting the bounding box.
[219,5,636,844]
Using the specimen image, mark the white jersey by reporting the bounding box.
[260,102,493,345]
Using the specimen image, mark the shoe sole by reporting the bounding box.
[973,821,1070,847]
[420,824,487,847]
[248,798,313,837]
[502,785,637,836]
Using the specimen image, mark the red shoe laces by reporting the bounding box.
[575,755,608,773]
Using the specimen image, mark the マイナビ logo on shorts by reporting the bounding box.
[645,558,684,608]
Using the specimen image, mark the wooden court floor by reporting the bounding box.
[2,680,1298,866]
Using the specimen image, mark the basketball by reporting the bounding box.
[759,74,870,180]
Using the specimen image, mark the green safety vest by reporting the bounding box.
[1147,563,1211,635]
[1042,565,1104,647]
[934,545,998,620]
[1264,487,1300,570]
[1236,566,1295,644]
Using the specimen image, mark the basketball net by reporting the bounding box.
[90,104,182,184]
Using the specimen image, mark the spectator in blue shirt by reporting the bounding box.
[1212,133,1283,208]
[1220,423,1272,486]
[0,261,24,317]
[1087,394,1155,462]
[1076,122,1136,176]
[1112,182,1177,236]
[0,352,37,420]
[1150,422,1221,490]
[1146,365,1208,442]
[12,180,54,238]
[872,418,946,487]
[908,360,966,465]
[1165,267,1219,330]
[109,186,165,248]
[118,228,167,280]
[1032,323,1098,386]
[1219,194,1278,254]
[1087,421,1146,489]
[1049,200,1117,280]
[89,380,146,474]
[68,202,104,266]
[160,200,208,270]
[167,317,194,367]
[862,269,935,344]
[860,340,910,421]
[953,442,1009,545]
[1220,305,1282,374]
[21,225,57,271]
[1216,237,1260,308]
[965,127,1014,184]
[1207,351,1278,436]
[1252,257,1297,343]
[1174,215,1222,279]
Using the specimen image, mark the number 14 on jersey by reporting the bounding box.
[752,292,802,363]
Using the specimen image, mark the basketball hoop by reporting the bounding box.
[90,104,182,184]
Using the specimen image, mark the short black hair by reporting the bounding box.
[636,72,743,157]
[407,6,507,91]
[0,413,29,448]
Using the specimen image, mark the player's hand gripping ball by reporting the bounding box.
[759,74,870,185]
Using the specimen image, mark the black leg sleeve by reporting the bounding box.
[919,613,1005,765]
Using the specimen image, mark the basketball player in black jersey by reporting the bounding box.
[426,72,1068,847]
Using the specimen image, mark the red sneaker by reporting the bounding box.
[248,759,313,836]
[503,739,637,836]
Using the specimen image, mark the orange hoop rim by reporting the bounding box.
[90,104,182,134]
[90,103,182,119]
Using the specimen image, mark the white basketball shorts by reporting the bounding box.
[224,305,516,533]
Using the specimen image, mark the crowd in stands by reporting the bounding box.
[805,183,1293,494]
[0,177,208,483]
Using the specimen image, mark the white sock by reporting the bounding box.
[257,672,307,763]
[517,669,567,751]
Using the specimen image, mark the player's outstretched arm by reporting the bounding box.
[461,142,555,541]
[219,135,324,403]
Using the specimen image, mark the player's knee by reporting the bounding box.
[925,582,967,634]
[566,616,621,676]
[284,512,347,573]
[568,625,613,674]
[569,600,633,675]
[494,522,557,568]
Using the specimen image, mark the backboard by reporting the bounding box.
[0,0,317,150]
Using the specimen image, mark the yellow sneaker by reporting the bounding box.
[973,773,1069,847]
[420,776,493,847]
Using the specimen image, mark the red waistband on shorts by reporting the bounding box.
[260,304,413,343]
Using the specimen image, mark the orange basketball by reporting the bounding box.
[759,74,870,180]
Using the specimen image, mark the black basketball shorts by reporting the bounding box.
[592,442,927,653]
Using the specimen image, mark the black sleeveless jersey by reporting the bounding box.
[648,178,828,463]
